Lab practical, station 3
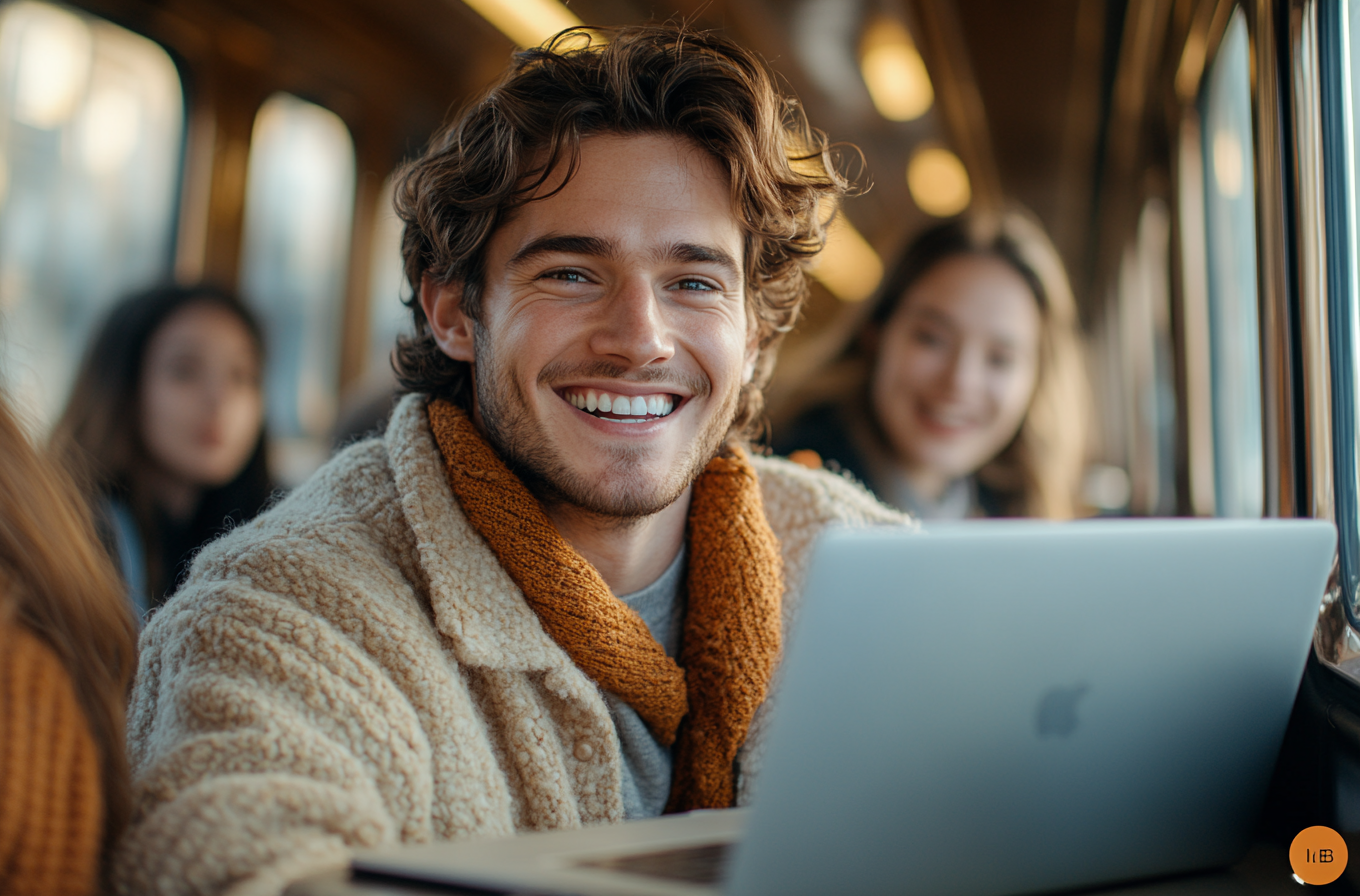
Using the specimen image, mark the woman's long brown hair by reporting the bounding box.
[0,395,137,888]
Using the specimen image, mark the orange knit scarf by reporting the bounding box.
[427,399,783,812]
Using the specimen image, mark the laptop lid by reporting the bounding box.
[726,518,1335,896]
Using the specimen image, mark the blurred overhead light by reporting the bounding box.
[12,2,91,129]
[459,0,583,49]
[859,16,932,122]
[907,145,971,217]
[811,213,883,302]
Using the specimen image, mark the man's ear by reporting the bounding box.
[420,276,475,362]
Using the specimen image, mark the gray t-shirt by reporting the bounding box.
[606,546,687,819]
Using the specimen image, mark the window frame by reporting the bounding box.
[1316,0,1360,645]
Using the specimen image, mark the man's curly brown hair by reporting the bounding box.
[392,24,850,441]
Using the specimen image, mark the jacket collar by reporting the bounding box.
[385,393,576,673]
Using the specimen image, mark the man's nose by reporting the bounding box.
[588,278,675,367]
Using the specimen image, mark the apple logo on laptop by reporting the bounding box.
[1035,683,1089,738]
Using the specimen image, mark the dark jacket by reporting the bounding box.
[770,402,1007,518]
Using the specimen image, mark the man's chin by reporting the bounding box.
[475,362,732,524]
[523,461,692,522]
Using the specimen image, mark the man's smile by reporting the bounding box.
[560,387,679,423]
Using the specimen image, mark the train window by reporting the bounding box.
[0,0,182,427]
[1200,8,1264,519]
[367,173,411,384]
[238,92,356,486]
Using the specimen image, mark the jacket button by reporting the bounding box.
[574,740,595,761]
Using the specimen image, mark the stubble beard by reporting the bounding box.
[472,323,737,524]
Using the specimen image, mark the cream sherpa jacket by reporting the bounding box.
[115,394,907,896]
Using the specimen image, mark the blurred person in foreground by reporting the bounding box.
[772,208,1089,519]
[114,25,907,895]
[0,394,137,895]
[54,284,273,618]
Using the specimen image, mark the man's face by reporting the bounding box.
[438,133,754,519]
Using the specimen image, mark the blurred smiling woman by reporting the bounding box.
[54,285,274,617]
[774,208,1089,519]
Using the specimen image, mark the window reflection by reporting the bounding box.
[238,93,355,486]
[1115,198,1175,515]
[1201,8,1264,518]
[0,0,182,428]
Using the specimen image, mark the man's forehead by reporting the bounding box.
[496,133,744,247]
[523,131,729,192]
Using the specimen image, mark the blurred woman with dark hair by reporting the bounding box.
[0,393,137,895]
[772,207,1089,519]
[54,284,274,616]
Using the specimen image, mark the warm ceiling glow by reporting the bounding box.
[811,214,883,302]
[859,17,933,122]
[459,0,583,49]
[1175,30,1206,102]
[907,145,971,217]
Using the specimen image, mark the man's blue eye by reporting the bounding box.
[545,270,587,282]
[676,278,716,291]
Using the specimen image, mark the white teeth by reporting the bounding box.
[565,389,677,419]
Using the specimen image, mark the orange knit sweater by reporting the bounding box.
[0,619,102,896]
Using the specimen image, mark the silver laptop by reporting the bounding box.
[351,518,1335,896]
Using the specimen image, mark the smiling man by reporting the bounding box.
[116,26,906,896]
[425,133,754,597]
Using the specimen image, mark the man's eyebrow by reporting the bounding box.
[507,235,618,268]
[506,236,741,282]
[661,243,741,280]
